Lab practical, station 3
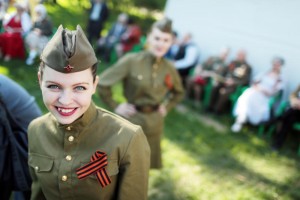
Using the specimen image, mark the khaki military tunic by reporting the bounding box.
[202,56,227,76]
[98,51,184,168]
[209,60,252,112]
[28,103,150,200]
[225,60,252,86]
[290,85,300,102]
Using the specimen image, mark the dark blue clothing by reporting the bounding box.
[87,1,109,43]
[0,75,42,200]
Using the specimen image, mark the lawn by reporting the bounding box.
[2,1,300,199]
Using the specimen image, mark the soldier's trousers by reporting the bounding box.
[128,111,164,169]
[209,84,236,113]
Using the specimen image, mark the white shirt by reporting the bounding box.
[174,43,199,69]
[90,3,102,20]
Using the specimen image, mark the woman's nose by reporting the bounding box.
[58,90,73,105]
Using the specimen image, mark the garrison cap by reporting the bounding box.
[152,17,173,34]
[41,25,98,73]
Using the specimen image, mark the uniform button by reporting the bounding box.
[68,136,74,142]
[66,155,72,161]
[137,75,143,80]
[62,175,68,181]
[34,166,39,171]
[66,126,71,131]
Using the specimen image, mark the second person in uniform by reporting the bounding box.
[97,18,184,169]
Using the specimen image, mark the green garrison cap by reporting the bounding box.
[152,17,173,34]
[40,25,98,73]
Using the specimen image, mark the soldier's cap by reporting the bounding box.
[152,17,173,34]
[41,25,98,73]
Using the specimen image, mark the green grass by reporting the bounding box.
[2,1,300,199]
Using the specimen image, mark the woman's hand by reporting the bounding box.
[114,103,137,118]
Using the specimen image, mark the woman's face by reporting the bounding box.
[147,27,172,58]
[38,66,99,125]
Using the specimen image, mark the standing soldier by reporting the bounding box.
[28,25,150,200]
[97,18,184,169]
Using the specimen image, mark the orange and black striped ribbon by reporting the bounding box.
[76,151,111,188]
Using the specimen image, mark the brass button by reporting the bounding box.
[62,175,68,181]
[137,75,143,80]
[66,155,72,161]
[66,126,71,131]
[68,136,74,142]
[34,166,39,171]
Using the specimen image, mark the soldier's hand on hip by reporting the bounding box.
[114,103,137,118]
[158,105,167,117]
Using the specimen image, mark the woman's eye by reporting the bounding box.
[75,86,86,91]
[47,85,60,89]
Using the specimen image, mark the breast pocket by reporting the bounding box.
[28,153,55,183]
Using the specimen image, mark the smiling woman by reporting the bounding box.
[27,24,150,200]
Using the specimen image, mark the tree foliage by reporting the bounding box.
[108,0,167,11]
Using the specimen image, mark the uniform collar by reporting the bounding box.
[57,102,97,131]
[145,50,163,65]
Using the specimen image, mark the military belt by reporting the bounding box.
[135,104,159,113]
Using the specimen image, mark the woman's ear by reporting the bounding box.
[37,71,42,88]
[93,75,99,94]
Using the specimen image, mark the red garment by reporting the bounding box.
[194,75,207,85]
[121,25,141,52]
[0,16,25,59]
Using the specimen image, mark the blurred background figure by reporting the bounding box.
[96,12,128,62]
[25,4,52,65]
[207,49,252,114]
[0,0,8,29]
[87,0,109,45]
[164,30,179,60]
[0,74,42,200]
[231,57,285,132]
[186,47,230,107]
[173,32,200,88]
[272,84,300,150]
[97,18,184,169]
[115,17,141,58]
[0,2,32,61]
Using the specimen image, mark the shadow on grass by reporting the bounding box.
[163,109,300,199]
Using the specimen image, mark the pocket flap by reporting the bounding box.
[29,153,54,172]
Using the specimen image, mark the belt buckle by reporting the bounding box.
[141,106,153,113]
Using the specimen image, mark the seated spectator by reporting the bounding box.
[0,2,31,61]
[173,32,200,88]
[25,4,52,65]
[115,17,142,58]
[231,57,285,132]
[0,74,42,200]
[272,84,300,150]
[186,47,230,106]
[96,12,128,62]
[207,49,252,114]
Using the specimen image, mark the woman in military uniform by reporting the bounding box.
[28,25,150,200]
[97,18,185,169]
